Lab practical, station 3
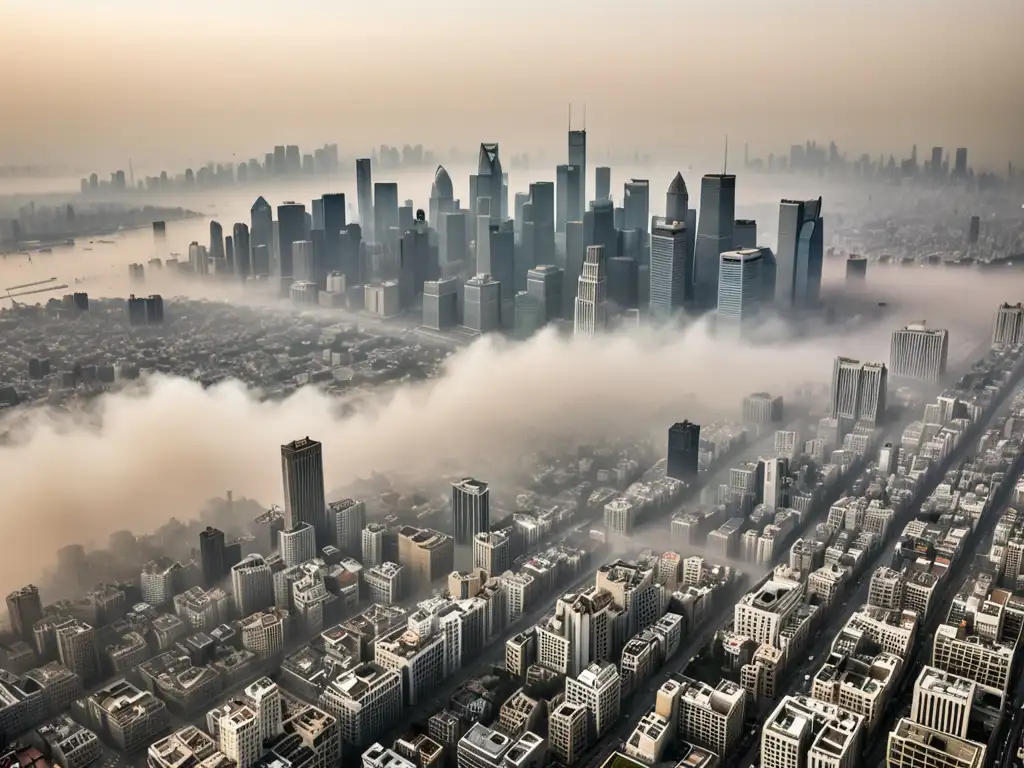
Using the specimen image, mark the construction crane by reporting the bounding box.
[5,278,57,291]
[3,277,68,303]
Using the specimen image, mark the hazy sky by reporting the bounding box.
[2,0,1023,171]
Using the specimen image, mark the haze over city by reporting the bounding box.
[1,4,1024,768]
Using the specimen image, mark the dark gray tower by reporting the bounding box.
[356,158,373,241]
[568,128,587,215]
[595,167,611,202]
[693,174,736,307]
[322,193,346,274]
[281,437,328,549]
[529,181,555,268]
[556,164,583,233]
[374,182,400,254]
[250,197,273,274]
[452,478,490,545]
[667,421,700,481]
[776,197,823,308]
[666,172,689,223]
[623,180,651,239]
[276,202,307,278]
[233,223,251,278]
[430,165,455,227]
[209,221,225,261]
[478,144,503,224]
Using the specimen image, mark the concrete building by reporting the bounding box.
[890,324,949,382]
[886,718,985,768]
[830,357,888,425]
[548,701,588,765]
[463,274,501,333]
[761,695,863,768]
[574,246,609,338]
[397,526,454,586]
[564,662,621,742]
[910,666,976,739]
[231,555,274,617]
[733,576,804,647]
[473,531,511,578]
[675,676,745,757]
[319,663,403,749]
[280,522,317,567]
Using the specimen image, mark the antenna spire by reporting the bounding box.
[723,135,729,175]
[568,102,572,131]
[583,104,587,131]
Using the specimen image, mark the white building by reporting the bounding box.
[365,562,404,605]
[240,609,286,658]
[212,700,261,768]
[564,662,621,743]
[243,677,282,746]
[890,324,949,382]
[362,524,386,569]
[374,626,446,707]
[716,248,763,332]
[886,718,986,768]
[231,555,274,618]
[733,576,804,647]
[910,666,976,739]
[761,695,863,768]
[280,522,317,567]
[319,663,403,749]
[574,246,609,338]
[675,676,745,757]
[140,560,180,606]
[548,701,587,766]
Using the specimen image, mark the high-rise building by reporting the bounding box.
[279,521,317,566]
[321,193,346,274]
[595,167,611,202]
[478,144,503,224]
[429,166,454,227]
[693,174,736,307]
[992,303,1024,349]
[397,526,454,585]
[886,719,985,768]
[361,524,386,569]
[233,223,251,278]
[473,531,510,577]
[968,215,980,244]
[574,246,609,338]
[439,212,467,273]
[889,324,949,382]
[529,181,555,268]
[320,663,402,749]
[845,256,867,282]
[250,197,273,274]
[489,225,516,326]
[569,128,587,214]
[210,221,225,261]
[930,146,944,178]
[292,240,315,283]
[665,172,689,224]
[564,662,621,742]
[910,666,975,739]
[761,695,863,768]
[356,159,374,241]
[199,527,226,587]
[623,178,650,254]
[56,620,100,684]
[830,358,888,425]
[526,265,563,323]
[743,393,784,424]
[452,478,490,546]
[373,183,399,253]
[954,148,968,179]
[556,164,583,233]
[463,274,501,333]
[277,202,307,279]
[213,700,261,768]
[649,221,688,317]
[666,421,700,481]
[733,219,756,249]
[716,248,764,332]
[775,197,823,308]
[6,585,43,641]
[281,437,328,549]
[423,277,459,330]
[564,220,585,318]
[329,498,366,556]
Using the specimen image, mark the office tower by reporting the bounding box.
[845,256,867,282]
[665,172,688,223]
[6,585,43,640]
[565,662,621,742]
[473,531,510,577]
[452,478,490,546]
[733,219,756,249]
[312,198,325,231]
[209,220,225,262]
[574,245,609,337]
[439,212,468,273]
[954,148,968,179]
[761,457,787,511]
[250,197,273,269]
[623,179,650,241]
[399,205,414,236]
[649,221,688,317]
[761,696,864,768]
[666,421,700,481]
[232,223,251,278]
[231,556,274,616]
[56,620,100,684]
[887,719,985,768]
[563,221,585,318]
[328,498,366,555]
[513,192,530,239]
[556,164,583,233]
[743,393,784,424]
[488,224,516,325]
[399,224,435,310]
[910,666,975,739]
[501,172,509,220]
[423,277,459,330]
[397,526,454,584]
[529,181,555,267]
[478,144,502,224]
[429,166,454,227]
[992,303,1024,348]
[889,324,949,382]
[585,198,618,262]
[279,522,316,567]
[569,127,587,210]
[716,248,764,332]
[251,245,270,277]
[775,197,824,308]
[281,437,328,548]
[549,702,588,765]
[213,700,261,768]
[340,224,363,287]
[244,678,283,747]
[292,240,315,283]
[321,193,346,273]
[373,182,399,252]
[475,212,491,275]
[595,166,611,202]
[361,523,386,568]
[199,527,226,586]
[830,357,888,425]
[276,202,306,278]
[930,146,944,177]
[693,174,737,307]
[526,264,563,322]
[356,159,374,241]
[606,256,638,310]
[515,291,543,339]
[968,215,980,244]
[463,274,500,333]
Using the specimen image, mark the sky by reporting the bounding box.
[1,0,1023,172]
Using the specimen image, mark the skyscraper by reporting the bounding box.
[666,421,700,481]
[374,182,399,254]
[992,303,1024,349]
[623,179,650,240]
[199,526,226,586]
[574,245,609,338]
[889,324,949,382]
[489,225,516,326]
[649,221,688,317]
[733,220,757,250]
[463,274,501,333]
[478,144,503,224]
[693,174,737,307]
[281,437,328,549]
[529,182,556,267]
[954,148,968,179]
[665,172,688,223]
[527,264,564,323]
[276,202,307,279]
[210,221,225,261]
[250,197,273,273]
[356,158,374,241]
[452,478,490,546]
[595,167,611,203]
[430,166,455,227]
[830,357,888,425]
[439,212,468,273]
[775,198,824,308]
[568,128,587,215]
[233,223,251,278]
[423,278,459,330]
[930,146,944,178]
[564,220,585,319]
[322,193,346,274]
[6,585,43,640]
[716,249,764,332]
[556,164,583,233]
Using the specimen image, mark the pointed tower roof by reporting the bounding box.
[667,172,688,196]
[432,165,453,199]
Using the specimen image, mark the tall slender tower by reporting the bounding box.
[477,144,503,224]
[568,106,587,215]
[281,437,328,549]
[693,174,737,307]
[356,158,374,241]
[574,245,609,337]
